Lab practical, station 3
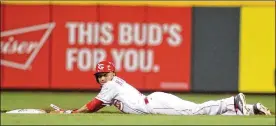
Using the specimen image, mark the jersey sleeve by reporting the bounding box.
[85,98,105,112]
[95,82,118,104]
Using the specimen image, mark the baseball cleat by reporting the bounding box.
[234,93,249,115]
[253,103,271,115]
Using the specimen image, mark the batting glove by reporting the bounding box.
[63,110,73,114]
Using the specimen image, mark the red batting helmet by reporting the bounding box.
[94,61,115,84]
[95,61,115,74]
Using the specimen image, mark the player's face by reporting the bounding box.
[96,72,115,85]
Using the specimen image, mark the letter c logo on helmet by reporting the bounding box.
[97,64,104,70]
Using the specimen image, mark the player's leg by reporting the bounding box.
[146,92,197,115]
[190,93,249,115]
[146,92,250,116]
[221,109,243,115]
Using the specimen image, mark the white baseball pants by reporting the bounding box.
[145,92,241,115]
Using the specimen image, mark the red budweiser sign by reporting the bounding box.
[1,4,192,91]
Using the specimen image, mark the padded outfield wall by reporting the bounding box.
[0,1,275,93]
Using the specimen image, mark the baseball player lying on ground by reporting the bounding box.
[8,61,270,115]
[50,61,270,116]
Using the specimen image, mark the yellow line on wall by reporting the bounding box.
[1,1,275,7]
[239,6,275,93]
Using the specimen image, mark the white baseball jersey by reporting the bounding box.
[95,76,242,115]
[95,76,149,114]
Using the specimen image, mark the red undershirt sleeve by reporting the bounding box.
[85,98,105,112]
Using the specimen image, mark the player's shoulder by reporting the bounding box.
[101,76,126,88]
[101,81,116,88]
[112,76,126,85]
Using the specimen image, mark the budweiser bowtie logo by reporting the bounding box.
[0,22,55,70]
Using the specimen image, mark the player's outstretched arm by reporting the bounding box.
[73,104,90,113]
[50,98,106,114]
[73,98,105,113]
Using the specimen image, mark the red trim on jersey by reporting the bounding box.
[86,98,105,112]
